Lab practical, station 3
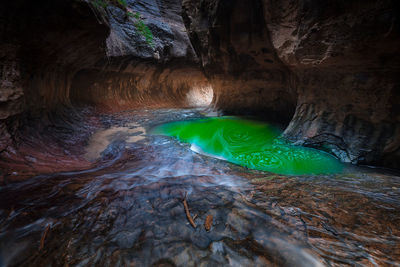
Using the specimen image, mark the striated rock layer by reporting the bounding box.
[70,62,211,110]
[0,0,211,176]
[182,0,400,168]
[0,0,399,173]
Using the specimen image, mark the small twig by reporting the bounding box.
[204,215,213,231]
[39,225,51,251]
[183,192,196,228]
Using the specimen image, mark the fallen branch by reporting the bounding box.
[183,192,196,228]
[39,224,51,251]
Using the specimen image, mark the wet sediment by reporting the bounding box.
[0,108,399,266]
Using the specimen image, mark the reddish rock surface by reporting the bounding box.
[0,0,399,174]
[0,0,211,176]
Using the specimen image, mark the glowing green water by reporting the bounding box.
[153,117,343,175]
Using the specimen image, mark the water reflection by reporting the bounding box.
[0,109,399,266]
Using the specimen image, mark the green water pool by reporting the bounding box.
[152,117,343,175]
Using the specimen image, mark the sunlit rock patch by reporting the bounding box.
[185,85,214,107]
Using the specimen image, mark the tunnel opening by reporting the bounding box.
[184,84,214,107]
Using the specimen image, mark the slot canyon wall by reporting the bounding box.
[182,0,400,168]
[0,0,211,176]
[0,0,399,174]
[0,0,210,158]
[70,0,212,110]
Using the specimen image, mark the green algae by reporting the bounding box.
[152,117,343,175]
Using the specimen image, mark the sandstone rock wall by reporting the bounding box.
[182,0,400,167]
[0,0,108,152]
[182,0,297,121]
[1,0,399,169]
[265,0,400,166]
[0,0,210,153]
[0,0,204,111]
[70,61,211,110]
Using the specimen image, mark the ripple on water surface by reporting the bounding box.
[152,117,343,175]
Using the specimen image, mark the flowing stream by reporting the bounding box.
[0,108,399,266]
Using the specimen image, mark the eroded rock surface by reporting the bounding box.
[265,0,400,167]
[182,0,297,121]
[0,0,210,173]
[182,0,400,167]
[1,109,399,266]
[0,0,109,156]
[1,0,399,172]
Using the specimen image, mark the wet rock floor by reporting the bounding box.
[0,108,399,266]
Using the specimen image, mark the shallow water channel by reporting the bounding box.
[0,108,399,266]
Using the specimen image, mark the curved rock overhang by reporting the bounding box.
[0,0,213,176]
[182,0,400,168]
[0,0,399,175]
